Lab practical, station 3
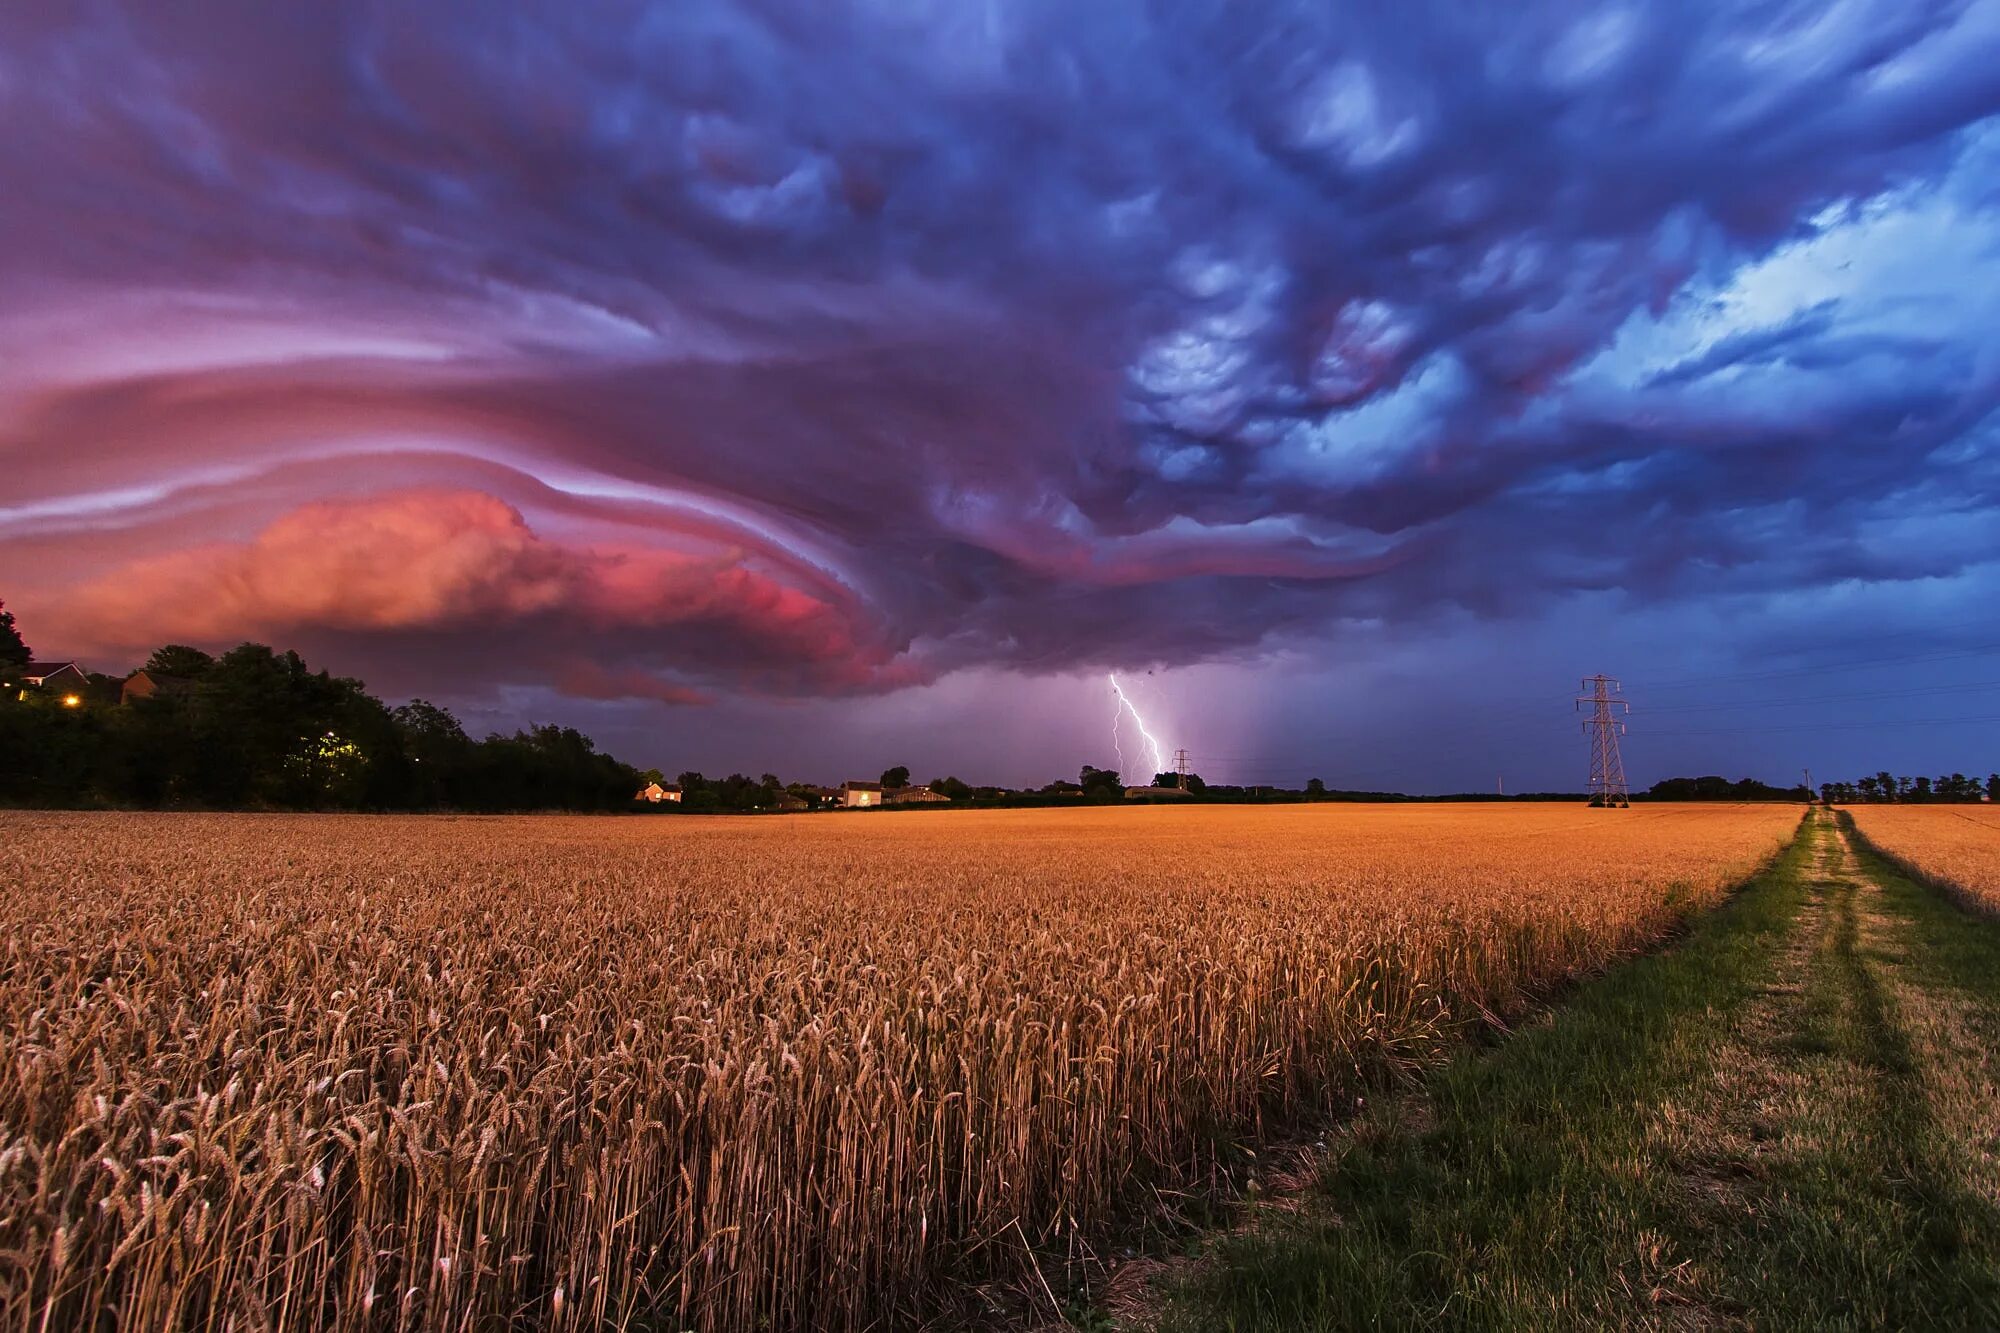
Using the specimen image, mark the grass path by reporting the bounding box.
[1131,811,2000,1331]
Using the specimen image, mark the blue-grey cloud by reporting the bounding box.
[2,0,1998,709]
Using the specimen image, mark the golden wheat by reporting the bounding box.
[0,803,1797,1330]
[1845,805,2000,913]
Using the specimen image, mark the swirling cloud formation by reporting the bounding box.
[4,2,1998,711]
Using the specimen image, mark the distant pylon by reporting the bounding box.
[1575,675,1630,807]
[1173,747,1190,791]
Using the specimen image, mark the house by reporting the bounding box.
[5,660,87,703]
[886,784,949,804]
[1125,785,1194,800]
[121,670,194,704]
[635,782,683,804]
[12,661,86,690]
[841,780,884,807]
[772,792,810,812]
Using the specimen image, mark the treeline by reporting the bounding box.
[1646,772,1999,804]
[658,768,981,812]
[654,765,1424,813]
[2,640,640,812]
[1818,772,1998,804]
[1644,775,1811,802]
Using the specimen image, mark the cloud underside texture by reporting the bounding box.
[3,2,1998,704]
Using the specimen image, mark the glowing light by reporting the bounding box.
[1107,672,1167,782]
[62,694,81,707]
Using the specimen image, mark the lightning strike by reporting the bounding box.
[1108,672,1168,783]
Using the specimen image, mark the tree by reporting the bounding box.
[880,765,910,789]
[394,699,472,807]
[457,724,637,812]
[929,775,973,801]
[0,629,649,812]
[1306,777,1327,796]
[183,644,326,804]
[142,644,215,678]
[0,599,28,670]
[1078,765,1122,797]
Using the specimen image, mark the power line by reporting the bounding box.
[1639,679,2000,715]
[1471,638,2000,719]
[1639,637,2000,691]
[1445,664,2000,732]
[1630,712,2000,738]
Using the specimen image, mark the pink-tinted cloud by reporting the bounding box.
[552,661,712,707]
[56,491,576,634]
[39,490,911,696]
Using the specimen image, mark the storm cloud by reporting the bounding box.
[3,1,1998,722]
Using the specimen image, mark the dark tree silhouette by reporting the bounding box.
[0,600,29,669]
[2,640,642,811]
[142,644,215,678]
[1078,765,1123,797]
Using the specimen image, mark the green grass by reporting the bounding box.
[1842,812,2000,1005]
[1151,814,2000,1331]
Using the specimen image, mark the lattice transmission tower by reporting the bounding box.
[1576,674,1630,807]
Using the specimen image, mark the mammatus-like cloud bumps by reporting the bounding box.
[2,2,1997,706]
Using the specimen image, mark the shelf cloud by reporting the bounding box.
[4,1,1998,727]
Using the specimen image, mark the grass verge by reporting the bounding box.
[1146,812,2000,1331]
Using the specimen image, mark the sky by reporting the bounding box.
[3,1,1999,793]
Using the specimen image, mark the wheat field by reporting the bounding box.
[0,803,1799,1330]
[1845,805,2000,913]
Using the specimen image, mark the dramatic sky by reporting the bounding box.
[5,1,1999,791]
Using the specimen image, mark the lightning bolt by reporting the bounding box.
[1108,672,1168,782]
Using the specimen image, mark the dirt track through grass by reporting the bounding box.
[1140,811,2000,1331]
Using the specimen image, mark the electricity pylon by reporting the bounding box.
[1576,674,1630,807]
[1173,748,1190,791]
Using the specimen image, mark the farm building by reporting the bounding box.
[886,785,949,804]
[635,782,683,804]
[841,781,884,807]
[121,670,195,704]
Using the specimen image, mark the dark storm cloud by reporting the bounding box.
[3,0,1999,704]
